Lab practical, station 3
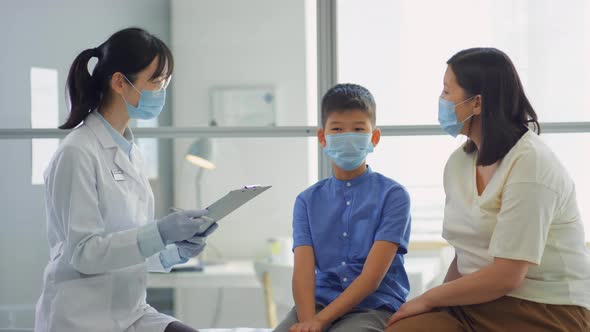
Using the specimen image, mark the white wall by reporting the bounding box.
[169,1,314,327]
[0,1,170,327]
[171,0,314,259]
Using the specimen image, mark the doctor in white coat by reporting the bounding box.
[35,28,215,332]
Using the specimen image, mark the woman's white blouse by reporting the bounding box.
[443,130,590,309]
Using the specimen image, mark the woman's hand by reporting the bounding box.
[387,295,433,327]
[288,317,328,332]
[156,209,211,244]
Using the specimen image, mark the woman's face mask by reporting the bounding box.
[438,96,476,137]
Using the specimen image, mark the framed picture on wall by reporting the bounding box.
[209,86,276,126]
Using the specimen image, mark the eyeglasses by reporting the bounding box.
[122,74,171,97]
[153,75,172,91]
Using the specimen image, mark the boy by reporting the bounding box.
[274,84,412,332]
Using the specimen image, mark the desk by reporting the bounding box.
[148,260,260,289]
[148,260,266,328]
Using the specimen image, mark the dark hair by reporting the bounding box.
[321,83,376,128]
[448,48,540,166]
[60,27,174,129]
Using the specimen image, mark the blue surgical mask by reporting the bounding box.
[122,76,167,120]
[438,96,476,137]
[324,133,374,171]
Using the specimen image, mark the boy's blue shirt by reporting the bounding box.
[293,165,411,312]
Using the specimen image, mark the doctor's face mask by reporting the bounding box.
[121,74,170,120]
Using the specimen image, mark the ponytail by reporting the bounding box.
[59,28,174,130]
[60,48,102,129]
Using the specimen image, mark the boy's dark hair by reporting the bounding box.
[448,47,540,166]
[321,83,376,128]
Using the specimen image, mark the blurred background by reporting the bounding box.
[1,0,590,330]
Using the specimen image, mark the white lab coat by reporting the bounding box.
[35,112,175,332]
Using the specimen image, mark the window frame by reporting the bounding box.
[2,0,590,246]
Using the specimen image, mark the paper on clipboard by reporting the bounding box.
[194,185,271,234]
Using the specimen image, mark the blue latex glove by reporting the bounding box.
[156,209,210,245]
[159,245,188,270]
[176,222,219,260]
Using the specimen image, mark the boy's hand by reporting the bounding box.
[387,295,433,327]
[288,317,327,332]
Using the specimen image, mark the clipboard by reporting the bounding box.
[195,185,272,234]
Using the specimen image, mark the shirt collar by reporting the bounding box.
[331,165,373,188]
[95,112,133,157]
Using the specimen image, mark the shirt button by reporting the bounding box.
[342,232,348,237]
[346,182,351,187]
[346,201,351,206]
[341,261,346,266]
[343,277,348,282]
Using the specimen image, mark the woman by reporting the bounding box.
[386,48,590,331]
[35,28,216,332]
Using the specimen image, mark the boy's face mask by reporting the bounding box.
[324,132,375,171]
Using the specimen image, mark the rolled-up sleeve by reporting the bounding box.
[374,186,412,254]
[292,196,312,249]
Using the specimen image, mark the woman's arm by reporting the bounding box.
[443,254,461,283]
[424,182,558,308]
[292,245,318,323]
[425,257,529,306]
[48,146,155,275]
[388,257,529,326]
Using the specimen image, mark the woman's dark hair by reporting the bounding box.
[60,27,173,129]
[448,47,540,166]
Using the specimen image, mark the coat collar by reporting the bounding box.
[85,112,117,149]
[85,112,145,186]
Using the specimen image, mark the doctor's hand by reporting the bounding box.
[176,223,219,260]
[156,209,211,244]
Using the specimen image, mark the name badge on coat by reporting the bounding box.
[111,169,125,181]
